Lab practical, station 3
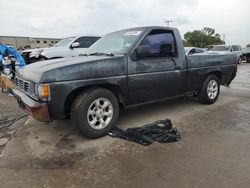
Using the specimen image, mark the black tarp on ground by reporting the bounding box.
[108,119,181,146]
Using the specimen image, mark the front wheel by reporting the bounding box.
[199,75,220,104]
[71,88,119,138]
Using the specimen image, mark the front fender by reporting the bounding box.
[49,76,127,118]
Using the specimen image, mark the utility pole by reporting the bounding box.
[222,34,225,43]
[200,35,203,48]
[164,20,173,27]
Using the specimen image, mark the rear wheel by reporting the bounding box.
[199,75,220,104]
[71,88,119,138]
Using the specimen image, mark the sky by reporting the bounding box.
[0,0,249,46]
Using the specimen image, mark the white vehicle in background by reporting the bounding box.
[21,35,101,64]
[242,48,250,63]
[184,47,205,55]
[208,44,242,64]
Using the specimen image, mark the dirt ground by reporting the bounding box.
[0,64,250,188]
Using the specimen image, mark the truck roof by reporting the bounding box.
[109,26,178,33]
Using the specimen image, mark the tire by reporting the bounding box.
[240,56,243,62]
[247,57,250,63]
[70,88,119,139]
[199,75,220,104]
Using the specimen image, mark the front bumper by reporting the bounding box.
[13,89,50,122]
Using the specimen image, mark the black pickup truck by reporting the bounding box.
[13,26,237,138]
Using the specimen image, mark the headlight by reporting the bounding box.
[38,84,50,101]
[29,49,43,58]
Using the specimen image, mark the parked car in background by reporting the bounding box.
[184,47,205,55]
[13,26,238,138]
[208,44,242,63]
[21,35,101,64]
[207,45,214,51]
[242,48,250,63]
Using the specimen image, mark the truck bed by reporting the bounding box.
[187,53,237,91]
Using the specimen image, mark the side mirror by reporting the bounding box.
[71,42,80,48]
[136,45,151,59]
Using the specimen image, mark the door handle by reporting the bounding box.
[175,66,181,70]
[174,66,181,75]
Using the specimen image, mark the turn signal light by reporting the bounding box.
[38,84,49,100]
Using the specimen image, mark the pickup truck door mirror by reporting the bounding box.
[136,45,151,60]
[71,42,80,49]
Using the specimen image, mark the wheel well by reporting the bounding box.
[64,84,124,116]
[206,71,222,82]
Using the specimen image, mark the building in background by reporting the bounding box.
[0,36,61,49]
[29,37,61,48]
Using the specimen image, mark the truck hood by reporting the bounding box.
[22,47,67,53]
[22,47,47,55]
[23,46,88,58]
[17,55,126,83]
[22,48,46,53]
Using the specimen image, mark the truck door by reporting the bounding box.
[127,29,186,105]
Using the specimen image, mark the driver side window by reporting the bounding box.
[138,30,177,58]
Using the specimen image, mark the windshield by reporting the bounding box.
[53,37,75,47]
[85,29,144,55]
[210,45,230,51]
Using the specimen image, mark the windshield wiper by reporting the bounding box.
[89,52,115,56]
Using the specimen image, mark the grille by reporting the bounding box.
[15,77,32,94]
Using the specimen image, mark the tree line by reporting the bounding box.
[183,27,224,48]
[184,27,250,48]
